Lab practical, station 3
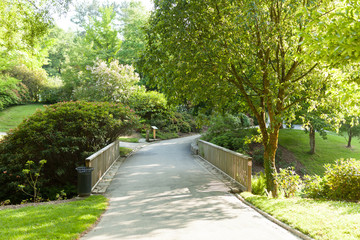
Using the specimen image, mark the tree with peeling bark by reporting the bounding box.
[142,0,332,197]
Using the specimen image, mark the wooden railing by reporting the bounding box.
[197,139,252,192]
[85,140,120,190]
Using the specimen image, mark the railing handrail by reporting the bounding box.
[86,141,117,162]
[85,139,120,190]
[197,139,252,160]
[197,139,252,192]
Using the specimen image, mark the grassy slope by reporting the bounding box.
[0,104,46,132]
[278,129,360,176]
[0,195,108,240]
[241,192,360,240]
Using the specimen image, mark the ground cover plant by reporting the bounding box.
[278,129,360,176]
[0,195,107,240]
[241,192,360,240]
[0,101,139,203]
[0,104,46,132]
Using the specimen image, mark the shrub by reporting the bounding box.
[302,174,325,199]
[129,90,199,134]
[74,60,140,102]
[6,65,47,102]
[302,159,360,201]
[275,167,302,198]
[0,75,29,110]
[204,113,251,141]
[252,172,267,196]
[0,101,139,203]
[203,114,258,153]
[128,90,168,120]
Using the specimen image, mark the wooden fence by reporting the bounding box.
[85,140,120,190]
[197,139,252,192]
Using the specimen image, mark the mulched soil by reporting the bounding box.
[250,143,306,176]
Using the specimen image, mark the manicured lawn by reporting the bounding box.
[241,192,360,240]
[0,195,107,240]
[118,137,139,143]
[0,104,46,132]
[279,129,360,175]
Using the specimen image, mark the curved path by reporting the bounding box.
[82,135,300,240]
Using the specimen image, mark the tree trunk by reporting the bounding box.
[347,128,352,148]
[309,126,315,154]
[263,129,279,198]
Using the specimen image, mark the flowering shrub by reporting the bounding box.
[74,59,140,102]
[0,101,139,203]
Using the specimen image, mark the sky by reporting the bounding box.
[55,0,153,31]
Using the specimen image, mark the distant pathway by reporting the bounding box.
[81,135,300,240]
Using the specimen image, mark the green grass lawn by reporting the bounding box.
[118,137,139,143]
[0,195,107,240]
[0,104,46,132]
[278,129,360,175]
[241,192,360,240]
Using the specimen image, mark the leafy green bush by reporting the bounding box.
[302,174,325,199]
[7,65,47,102]
[302,159,360,201]
[252,172,267,196]
[203,113,251,141]
[0,101,139,203]
[275,167,302,198]
[0,75,29,110]
[202,114,255,153]
[129,90,199,134]
[128,90,168,120]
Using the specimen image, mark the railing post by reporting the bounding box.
[247,157,252,192]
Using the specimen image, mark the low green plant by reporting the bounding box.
[252,172,267,196]
[302,174,325,199]
[18,160,47,202]
[303,158,360,201]
[0,101,140,204]
[275,167,302,198]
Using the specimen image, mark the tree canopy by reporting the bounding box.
[142,0,337,196]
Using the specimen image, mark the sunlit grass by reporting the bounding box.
[118,137,139,143]
[0,195,108,240]
[119,147,133,156]
[241,192,360,240]
[0,104,46,132]
[279,129,360,175]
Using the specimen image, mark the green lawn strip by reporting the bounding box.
[118,137,139,143]
[241,192,360,240]
[119,147,133,156]
[0,195,108,240]
[278,129,360,175]
[0,104,46,132]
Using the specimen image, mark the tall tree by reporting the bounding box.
[142,0,333,196]
[117,1,150,65]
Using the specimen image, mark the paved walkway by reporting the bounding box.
[82,135,300,240]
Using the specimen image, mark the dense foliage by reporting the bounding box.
[0,101,139,203]
[303,159,360,201]
[202,114,256,153]
[142,0,336,196]
[0,76,29,110]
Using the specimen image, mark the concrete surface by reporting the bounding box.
[82,135,300,240]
